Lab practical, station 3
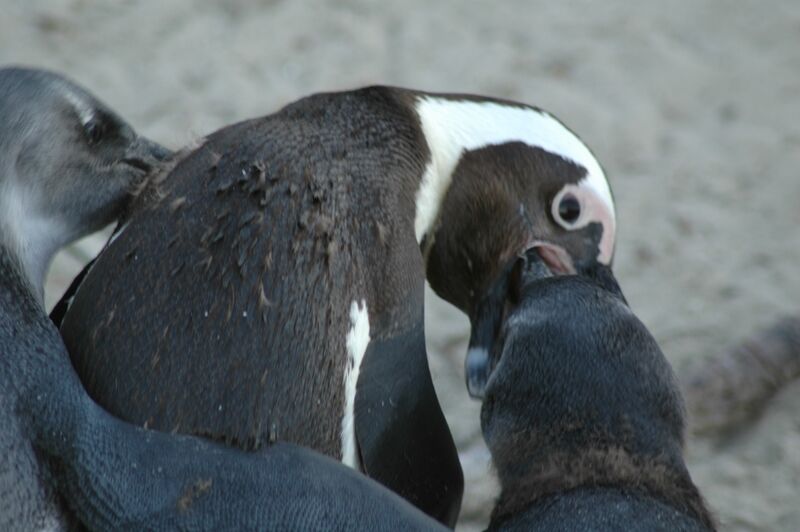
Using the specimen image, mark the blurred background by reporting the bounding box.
[3,1,800,529]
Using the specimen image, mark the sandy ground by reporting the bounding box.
[3,1,800,529]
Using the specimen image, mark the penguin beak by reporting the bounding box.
[465,259,513,399]
[465,247,556,399]
[525,240,576,275]
[121,136,172,174]
[465,348,490,400]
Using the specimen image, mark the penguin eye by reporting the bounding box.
[83,117,107,145]
[555,193,581,227]
[83,111,120,146]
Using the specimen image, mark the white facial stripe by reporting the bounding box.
[413,96,615,242]
[340,299,370,470]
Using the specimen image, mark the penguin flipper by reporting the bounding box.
[47,410,444,531]
[354,314,464,527]
[50,216,130,328]
[49,257,95,328]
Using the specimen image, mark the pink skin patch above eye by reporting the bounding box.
[551,183,616,265]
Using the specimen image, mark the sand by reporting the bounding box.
[3,1,799,529]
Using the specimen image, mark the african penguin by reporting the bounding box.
[0,66,446,532]
[473,248,715,531]
[56,86,616,525]
[0,65,168,530]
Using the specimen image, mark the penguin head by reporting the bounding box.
[414,96,615,316]
[0,67,170,295]
[474,251,687,485]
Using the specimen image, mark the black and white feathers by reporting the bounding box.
[57,86,616,525]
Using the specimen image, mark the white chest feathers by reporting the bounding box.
[340,299,370,469]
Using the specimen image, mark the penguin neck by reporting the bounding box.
[0,240,49,332]
[0,179,68,304]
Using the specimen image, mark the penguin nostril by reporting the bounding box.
[557,193,581,225]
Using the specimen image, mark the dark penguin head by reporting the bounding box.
[0,66,169,301]
[479,253,684,469]
[474,251,714,529]
[408,96,615,394]
[413,96,615,308]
